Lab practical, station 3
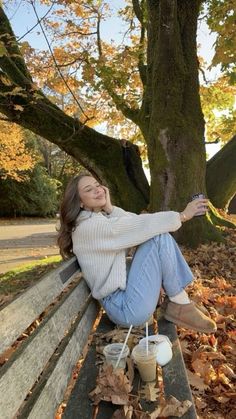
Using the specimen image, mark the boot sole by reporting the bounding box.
[164,313,216,334]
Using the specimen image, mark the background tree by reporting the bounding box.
[0,165,59,217]
[206,0,236,83]
[0,119,35,180]
[0,1,235,245]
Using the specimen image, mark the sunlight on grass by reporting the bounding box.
[0,255,62,297]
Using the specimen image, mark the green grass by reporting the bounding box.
[0,256,62,299]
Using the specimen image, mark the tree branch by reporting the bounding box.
[132,0,147,86]
[17,1,56,42]
[29,0,89,121]
[96,12,103,57]
[94,13,140,124]
[0,7,33,83]
[132,0,144,24]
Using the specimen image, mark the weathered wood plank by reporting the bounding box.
[158,317,197,419]
[63,315,156,419]
[63,313,115,419]
[19,300,99,419]
[0,257,80,354]
[0,278,90,419]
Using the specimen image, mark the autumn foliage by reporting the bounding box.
[0,120,35,181]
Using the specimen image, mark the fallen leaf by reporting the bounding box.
[126,357,134,385]
[213,395,230,404]
[186,369,209,391]
[139,382,159,402]
[149,395,192,418]
[218,364,236,379]
[195,396,207,410]
[89,364,132,405]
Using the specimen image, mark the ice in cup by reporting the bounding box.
[132,344,158,382]
[103,343,130,369]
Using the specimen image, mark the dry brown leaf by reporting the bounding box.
[123,404,134,419]
[186,369,209,391]
[218,364,236,379]
[95,345,105,355]
[139,382,159,402]
[216,371,231,386]
[111,401,149,419]
[195,396,207,410]
[149,395,192,418]
[192,359,217,384]
[213,395,230,404]
[180,340,192,355]
[111,407,126,419]
[126,357,134,385]
[89,364,132,405]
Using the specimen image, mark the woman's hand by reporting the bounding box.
[180,198,208,222]
[101,186,113,214]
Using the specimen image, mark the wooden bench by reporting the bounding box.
[0,257,197,419]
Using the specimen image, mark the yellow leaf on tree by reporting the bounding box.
[13,104,24,112]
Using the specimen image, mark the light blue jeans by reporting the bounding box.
[100,233,193,327]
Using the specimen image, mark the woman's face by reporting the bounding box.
[78,176,106,212]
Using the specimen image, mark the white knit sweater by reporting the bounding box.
[72,206,182,299]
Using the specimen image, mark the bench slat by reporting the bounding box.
[0,257,80,354]
[19,300,99,419]
[63,313,115,419]
[158,317,197,419]
[0,278,90,419]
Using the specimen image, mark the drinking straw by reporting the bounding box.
[114,324,133,369]
[145,322,149,356]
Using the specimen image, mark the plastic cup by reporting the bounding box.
[191,193,207,216]
[103,343,130,369]
[132,344,158,382]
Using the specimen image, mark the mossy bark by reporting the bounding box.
[206,135,236,210]
[207,203,236,229]
[138,0,221,245]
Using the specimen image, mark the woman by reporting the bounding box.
[58,174,216,333]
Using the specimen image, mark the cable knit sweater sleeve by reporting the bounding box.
[76,209,182,251]
[106,211,181,249]
[106,206,132,217]
[72,208,182,299]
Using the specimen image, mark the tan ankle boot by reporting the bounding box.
[161,296,210,316]
[164,301,216,334]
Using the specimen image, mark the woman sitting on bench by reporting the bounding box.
[57,174,216,334]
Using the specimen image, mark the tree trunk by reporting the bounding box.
[0,4,234,246]
[206,135,236,210]
[228,195,236,214]
[141,0,221,245]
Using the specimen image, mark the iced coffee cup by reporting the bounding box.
[132,344,158,382]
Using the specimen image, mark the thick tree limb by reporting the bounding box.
[0,8,149,211]
[206,135,236,209]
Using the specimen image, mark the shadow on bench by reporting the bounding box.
[0,257,197,419]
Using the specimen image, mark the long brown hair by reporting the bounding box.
[57,173,89,259]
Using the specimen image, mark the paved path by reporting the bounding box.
[0,219,60,274]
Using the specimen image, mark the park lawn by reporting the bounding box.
[0,256,62,307]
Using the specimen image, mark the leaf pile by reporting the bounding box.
[90,364,192,418]
[179,228,236,418]
[111,396,192,419]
